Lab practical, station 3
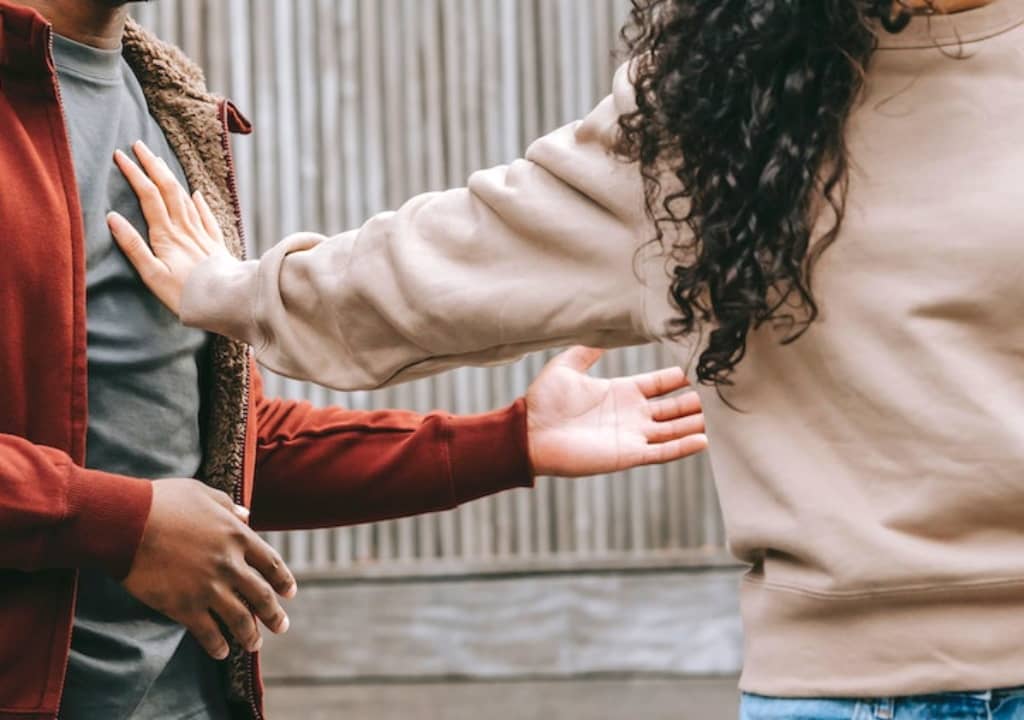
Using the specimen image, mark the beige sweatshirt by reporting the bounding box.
[184,2,1024,697]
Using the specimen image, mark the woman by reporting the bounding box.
[109,0,1024,717]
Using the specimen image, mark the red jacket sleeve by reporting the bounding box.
[248,368,534,531]
[0,434,153,578]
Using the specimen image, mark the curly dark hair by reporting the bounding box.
[617,0,915,390]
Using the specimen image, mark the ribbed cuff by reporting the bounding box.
[447,398,535,504]
[180,253,262,345]
[53,467,154,580]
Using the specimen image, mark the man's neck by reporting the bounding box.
[13,0,128,50]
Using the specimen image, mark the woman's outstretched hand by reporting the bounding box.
[107,140,231,316]
[526,347,707,478]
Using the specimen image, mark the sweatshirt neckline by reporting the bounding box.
[51,32,122,83]
[876,0,1024,49]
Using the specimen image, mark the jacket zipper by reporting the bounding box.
[46,23,74,720]
[39,22,259,720]
[219,100,261,720]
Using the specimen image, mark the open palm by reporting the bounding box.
[526,347,707,478]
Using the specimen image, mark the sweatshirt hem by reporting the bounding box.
[739,578,1024,698]
[743,573,1024,600]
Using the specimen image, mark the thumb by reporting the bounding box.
[107,211,163,280]
[553,346,604,373]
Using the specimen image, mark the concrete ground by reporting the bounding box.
[264,675,742,720]
[260,569,744,719]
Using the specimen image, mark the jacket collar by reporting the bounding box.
[121,15,213,106]
[120,17,250,134]
[0,1,55,81]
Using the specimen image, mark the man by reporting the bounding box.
[0,1,707,717]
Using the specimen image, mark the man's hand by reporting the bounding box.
[108,141,232,316]
[122,479,297,660]
[526,347,707,477]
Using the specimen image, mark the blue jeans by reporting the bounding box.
[741,689,1024,719]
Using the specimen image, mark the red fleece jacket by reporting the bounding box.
[0,4,532,717]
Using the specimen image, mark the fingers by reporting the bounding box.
[114,149,172,228]
[193,191,225,245]
[649,391,702,422]
[243,529,298,600]
[235,566,290,635]
[212,590,263,653]
[552,346,604,373]
[646,412,706,444]
[205,486,235,511]
[641,434,709,466]
[206,487,257,532]
[131,140,194,222]
[630,365,690,399]
[186,612,231,661]
[644,387,707,459]
[106,211,165,281]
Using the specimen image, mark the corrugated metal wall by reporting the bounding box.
[131,0,726,578]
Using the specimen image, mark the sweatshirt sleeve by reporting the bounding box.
[180,65,676,391]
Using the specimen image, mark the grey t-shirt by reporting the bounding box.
[52,34,228,720]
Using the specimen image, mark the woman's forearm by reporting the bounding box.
[113,64,680,391]
[183,66,675,390]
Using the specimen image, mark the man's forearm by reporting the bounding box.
[248,370,532,532]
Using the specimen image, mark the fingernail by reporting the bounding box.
[216,646,229,660]
[133,140,150,156]
[233,503,250,521]
[252,636,263,652]
[284,582,298,599]
[113,149,127,162]
[279,615,290,634]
